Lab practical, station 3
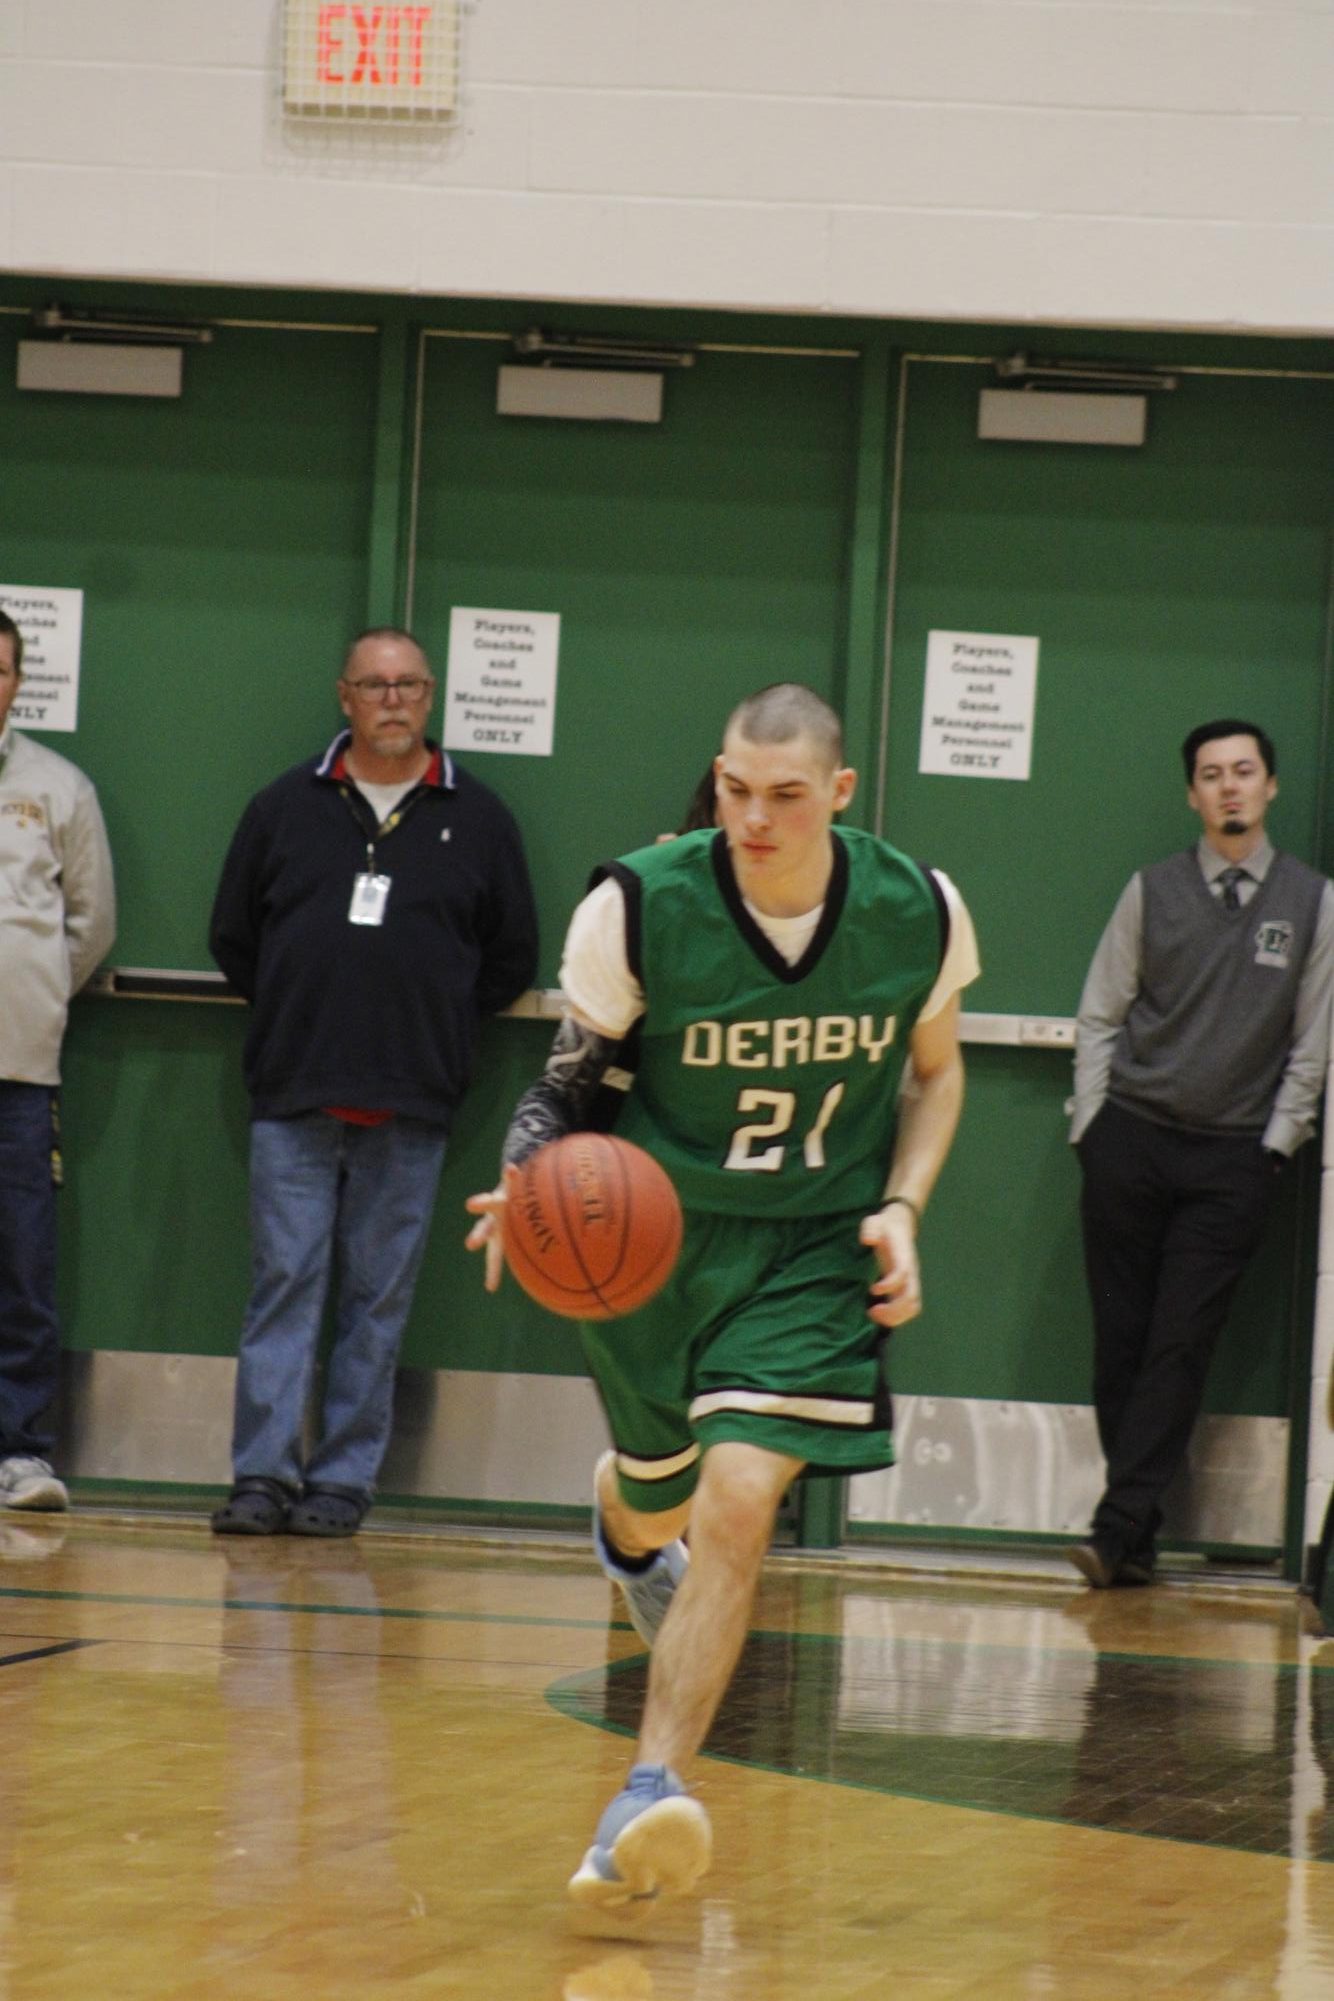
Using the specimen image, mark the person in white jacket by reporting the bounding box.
[0,609,115,1511]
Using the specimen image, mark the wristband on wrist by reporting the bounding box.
[882,1195,921,1227]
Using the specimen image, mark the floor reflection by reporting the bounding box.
[552,1601,1334,1860]
[1,1521,1330,1999]
[563,1951,655,2000]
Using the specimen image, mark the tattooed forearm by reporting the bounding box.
[500,1015,621,1168]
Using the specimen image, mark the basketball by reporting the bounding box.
[504,1133,683,1320]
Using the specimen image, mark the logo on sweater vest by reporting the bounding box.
[1254,919,1294,969]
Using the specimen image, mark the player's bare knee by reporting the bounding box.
[692,1467,789,1565]
[698,1441,800,1508]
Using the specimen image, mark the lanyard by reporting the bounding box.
[337,782,422,873]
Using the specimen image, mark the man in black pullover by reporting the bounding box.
[209,628,537,1537]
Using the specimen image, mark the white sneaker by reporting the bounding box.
[0,1457,70,1512]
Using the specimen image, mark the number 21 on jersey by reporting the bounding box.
[724,1083,847,1172]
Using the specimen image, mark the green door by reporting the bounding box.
[0,312,378,1359]
[401,331,863,1373]
[879,358,1334,1499]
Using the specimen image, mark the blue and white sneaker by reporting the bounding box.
[568,1764,712,1907]
[592,1450,688,1645]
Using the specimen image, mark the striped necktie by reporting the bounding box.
[1219,866,1248,912]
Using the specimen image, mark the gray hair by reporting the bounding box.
[341,627,431,676]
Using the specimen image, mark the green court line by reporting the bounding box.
[0,1584,1328,1674]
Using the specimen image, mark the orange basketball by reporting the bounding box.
[504,1133,683,1320]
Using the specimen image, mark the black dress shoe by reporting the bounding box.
[1066,1538,1123,1588]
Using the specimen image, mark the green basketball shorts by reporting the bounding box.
[579,1207,895,1516]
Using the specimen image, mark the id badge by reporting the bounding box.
[349,872,392,926]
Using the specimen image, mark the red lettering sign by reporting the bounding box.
[315,3,434,92]
[351,7,385,85]
[403,6,431,86]
[317,3,349,84]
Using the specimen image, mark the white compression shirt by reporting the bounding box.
[352,776,419,824]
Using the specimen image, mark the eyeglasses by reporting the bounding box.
[344,676,433,703]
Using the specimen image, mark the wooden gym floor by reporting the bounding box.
[0,1513,1329,2000]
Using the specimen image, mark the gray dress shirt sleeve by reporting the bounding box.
[1069,875,1142,1144]
[1262,877,1334,1155]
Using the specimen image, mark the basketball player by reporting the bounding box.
[466,683,979,1904]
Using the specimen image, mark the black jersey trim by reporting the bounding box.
[709,827,851,984]
[872,1333,895,1436]
[915,861,950,975]
[599,861,645,987]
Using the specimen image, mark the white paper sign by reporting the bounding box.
[0,585,84,733]
[918,630,1039,782]
[443,608,560,758]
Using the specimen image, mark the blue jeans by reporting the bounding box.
[231,1114,447,1499]
[0,1083,62,1460]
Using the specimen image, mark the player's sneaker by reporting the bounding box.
[568,1763,712,1907]
[592,1450,688,1644]
[0,1457,69,1512]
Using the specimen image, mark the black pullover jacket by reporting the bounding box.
[209,733,538,1127]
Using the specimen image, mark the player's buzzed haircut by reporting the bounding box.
[0,609,23,674]
[725,683,844,770]
[341,626,431,675]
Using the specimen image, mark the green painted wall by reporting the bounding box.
[1,278,1330,1528]
[882,357,1334,1418]
[0,312,379,969]
[410,333,861,983]
[885,360,1333,1014]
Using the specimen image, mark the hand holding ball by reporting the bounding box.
[503,1134,683,1319]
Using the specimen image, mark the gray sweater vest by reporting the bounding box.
[1109,848,1325,1134]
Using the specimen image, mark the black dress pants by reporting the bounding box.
[1077,1100,1276,1552]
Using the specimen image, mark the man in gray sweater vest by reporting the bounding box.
[1068,719,1334,1587]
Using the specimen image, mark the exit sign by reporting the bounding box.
[284,1,458,117]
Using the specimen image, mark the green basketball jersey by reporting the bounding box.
[602,826,944,1217]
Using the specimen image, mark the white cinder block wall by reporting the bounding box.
[3,0,1333,1552]
[0,0,1330,331]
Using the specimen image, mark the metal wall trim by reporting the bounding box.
[849,1395,1288,1548]
[80,974,1076,1049]
[57,1353,1286,1545]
